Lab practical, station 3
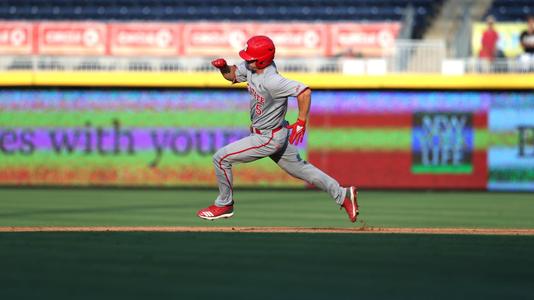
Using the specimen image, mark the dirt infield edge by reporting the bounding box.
[1,226,534,235]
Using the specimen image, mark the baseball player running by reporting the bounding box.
[197,36,359,222]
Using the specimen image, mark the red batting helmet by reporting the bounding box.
[239,36,275,69]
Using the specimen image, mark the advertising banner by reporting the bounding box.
[0,21,402,57]
[329,22,401,57]
[0,89,301,187]
[412,112,474,174]
[181,21,400,58]
[307,91,488,189]
[109,23,181,56]
[4,89,533,191]
[253,23,328,57]
[181,22,254,57]
[36,22,107,55]
[0,22,33,55]
[488,94,534,191]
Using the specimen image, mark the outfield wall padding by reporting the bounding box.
[1,88,533,191]
[1,71,534,90]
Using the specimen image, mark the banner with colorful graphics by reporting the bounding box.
[307,91,488,189]
[0,89,301,187]
[412,112,474,174]
[472,22,527,58]
[1,89,533,190]
[488,94,534,191]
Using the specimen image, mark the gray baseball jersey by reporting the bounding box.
[212,61,346,207]
[235,62,307,130]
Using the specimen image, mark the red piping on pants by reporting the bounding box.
[218,131,275,196]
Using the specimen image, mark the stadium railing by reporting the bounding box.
[0,40,532,75]
[0,40,450,74]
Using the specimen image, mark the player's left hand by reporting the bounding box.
[211,58,228,69]
[286,119,306,145]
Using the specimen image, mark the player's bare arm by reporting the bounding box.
[211,58,237,82]
[287,88,311,145]
[296,88,311,122]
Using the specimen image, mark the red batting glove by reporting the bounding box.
[211,58,228,69]
[287,119,307,145]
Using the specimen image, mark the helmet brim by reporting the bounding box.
[239,50,256,61]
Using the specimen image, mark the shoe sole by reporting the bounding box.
[350,186,359,222]
[198,212,234,221]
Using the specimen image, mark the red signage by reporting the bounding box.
[109,23,181,56]
[182,22,254,57]
[0,22,33,54]
[329,23,401,57]
[1,21,402,57]
[37,22,107,55]
[254,23,328,57]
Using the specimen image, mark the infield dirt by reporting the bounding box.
[1,226,534,235]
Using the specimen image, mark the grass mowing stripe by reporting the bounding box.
[0,190,533,228]
[0,232,533,300]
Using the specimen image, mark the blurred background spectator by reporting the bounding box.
[479,15,499,72]
[519,15,534,68]
[479,15,499,61]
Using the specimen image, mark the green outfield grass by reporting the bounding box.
[1,232,533,300]
[0,189,533,228]
[1,189,534,299]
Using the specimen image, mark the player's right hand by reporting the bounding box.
[211,58,228,69]
[287,119,307,145]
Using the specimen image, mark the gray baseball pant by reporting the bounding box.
[212,126,347,207]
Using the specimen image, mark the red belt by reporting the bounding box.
[251,126,283,135]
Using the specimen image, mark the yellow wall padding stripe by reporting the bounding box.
[0,72,34,86]
[0,71,532,90]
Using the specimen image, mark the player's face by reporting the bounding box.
[245,60,258,71]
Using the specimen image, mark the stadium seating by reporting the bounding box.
[485,0,534,21]
[0,0,443,38]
